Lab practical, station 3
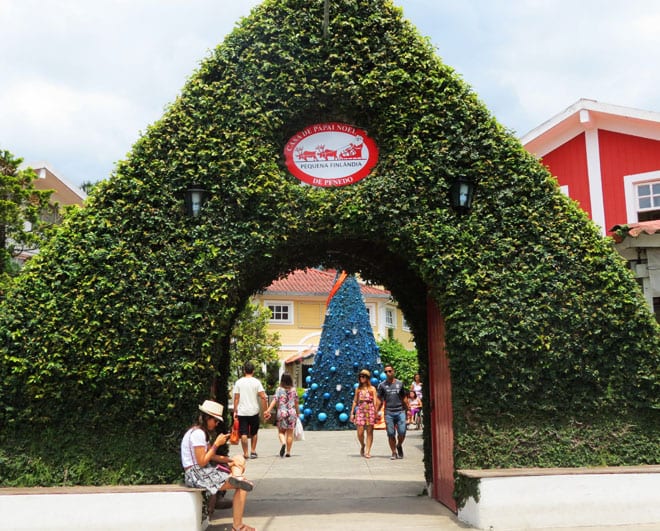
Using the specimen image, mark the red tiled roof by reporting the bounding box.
[263,268,390,297]
[610,220,660,240]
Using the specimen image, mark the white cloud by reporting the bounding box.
[0,77,143,179]
[2,0,660,184]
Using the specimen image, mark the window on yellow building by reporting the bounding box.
[266,301,293,324]
[365,303,376,326]
[385,307,395,328]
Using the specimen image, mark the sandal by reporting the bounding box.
[228,476,255,492]
[250,452,258,459]
[232,525,256,531]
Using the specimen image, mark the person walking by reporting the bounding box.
[406,389,422,429]
[233,361,268,459]
[376,364,409,460]
[264,373,299,457]
[349,369,377,458]
[180,400,255,528]
[411,373,423,400]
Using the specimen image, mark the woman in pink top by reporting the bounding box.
[349,369,377,458]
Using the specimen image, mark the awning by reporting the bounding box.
[285,347,317,364]
[610,220,660,241]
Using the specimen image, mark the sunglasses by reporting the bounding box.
[359,375,368,378]
[385,369,393,373]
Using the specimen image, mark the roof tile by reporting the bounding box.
[263,268,390,297]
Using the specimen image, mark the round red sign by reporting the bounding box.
[284,123,378,187]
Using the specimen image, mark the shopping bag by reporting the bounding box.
[229,418,240,445]
[294,416,305,441]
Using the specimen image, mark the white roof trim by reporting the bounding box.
[521,99,660,157]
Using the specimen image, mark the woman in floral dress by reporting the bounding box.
[265,373,299,457]
[349,369,377,458]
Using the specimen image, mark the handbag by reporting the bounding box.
[229,417,239,445]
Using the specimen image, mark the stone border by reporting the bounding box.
[0,484,204,531]
[456,466,660,530]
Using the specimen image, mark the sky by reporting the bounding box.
[1,0,660,188]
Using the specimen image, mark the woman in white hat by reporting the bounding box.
[349,369,378,458]
[181,399,256,529]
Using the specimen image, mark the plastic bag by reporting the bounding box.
[294,416,304,441]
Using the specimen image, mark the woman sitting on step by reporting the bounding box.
[181,400,256,531]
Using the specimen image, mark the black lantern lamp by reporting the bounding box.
[184,184,209,218]
[449,176,475,215]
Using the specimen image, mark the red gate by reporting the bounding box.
[427,296,456,512]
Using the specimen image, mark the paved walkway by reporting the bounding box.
[209,427,660,531]
[209,426,468,531]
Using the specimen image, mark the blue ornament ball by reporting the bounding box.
[305,375,312,384]
[311,383,319,391]
[353,382,359,389]
[380,372,387,380]
[299,413,305,421]
[323,392,330,400]
[318,412,328,422]
[299,405,304,412]
[330,366,336,372]
[335,402,345,412]
[373,370,379,377]
[371,377,379,386]
[353,362,359,369]
[303,408,312,416]
[339,412,349,422]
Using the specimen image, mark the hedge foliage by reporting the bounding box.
[1,0,658,489]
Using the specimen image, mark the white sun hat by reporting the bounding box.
[199,400,224,420]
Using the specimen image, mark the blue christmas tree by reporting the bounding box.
[302,272,384,430]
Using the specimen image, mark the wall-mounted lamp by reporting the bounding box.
[184,184,209,218]
[449,176,475,215]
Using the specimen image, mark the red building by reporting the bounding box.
[521,99,660,317]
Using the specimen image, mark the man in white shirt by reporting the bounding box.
[233,361,268,459]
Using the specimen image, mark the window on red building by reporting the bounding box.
[636,181,660,221]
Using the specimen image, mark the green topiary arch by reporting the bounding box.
[1,0,658,504]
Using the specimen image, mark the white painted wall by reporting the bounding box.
[0,490,203,531]
[458,473,660,530]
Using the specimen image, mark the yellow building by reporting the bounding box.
[252,268,415,387]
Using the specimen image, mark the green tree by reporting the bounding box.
[0,0,657,489]
[303,274,382,430]
[0,149,53,284]
[377,338,418,387]
[79,180,99,195]
[229,301,281,382]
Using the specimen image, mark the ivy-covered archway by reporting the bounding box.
[1,0,658,507]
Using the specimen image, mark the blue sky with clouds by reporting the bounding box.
[1,0,659,187]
